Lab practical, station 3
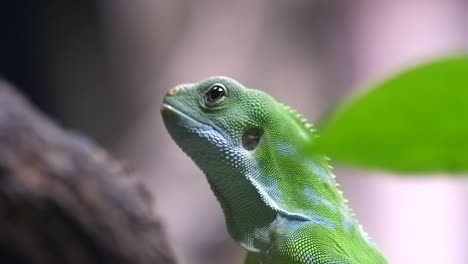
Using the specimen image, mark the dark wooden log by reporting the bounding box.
[0,80,176,264]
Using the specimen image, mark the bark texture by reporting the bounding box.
[0,80,176,264]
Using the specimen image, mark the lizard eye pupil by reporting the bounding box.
[205,84,226,105]
[242,127,263,151]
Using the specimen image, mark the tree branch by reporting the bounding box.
[0,80,176,264]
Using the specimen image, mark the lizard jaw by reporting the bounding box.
[161,103,208,130]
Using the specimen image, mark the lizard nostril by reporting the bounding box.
[168,86,182,96]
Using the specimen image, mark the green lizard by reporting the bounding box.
[161,76,388,264]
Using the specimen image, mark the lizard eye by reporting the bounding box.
[242,127,263,151]
[205,84,226,106]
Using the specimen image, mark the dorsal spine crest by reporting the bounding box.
[278,103,375,244]
[279,103,317,139]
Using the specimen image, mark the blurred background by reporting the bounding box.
[1,1,468,263]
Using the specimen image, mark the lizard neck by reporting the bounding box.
[204,166,279,253]
[243,150,378,258]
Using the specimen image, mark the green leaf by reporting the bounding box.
[313,56,468,174]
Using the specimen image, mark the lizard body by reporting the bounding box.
[161,77,388,264]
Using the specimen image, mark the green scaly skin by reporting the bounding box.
[161,77,388,264]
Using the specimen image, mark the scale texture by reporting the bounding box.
[161,77,388,264]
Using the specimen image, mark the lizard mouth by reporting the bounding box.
[161,103,227,140]
[161,103,207,130]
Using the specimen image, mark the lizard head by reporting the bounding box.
[161,76,273,175]
[161,76,321,247]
